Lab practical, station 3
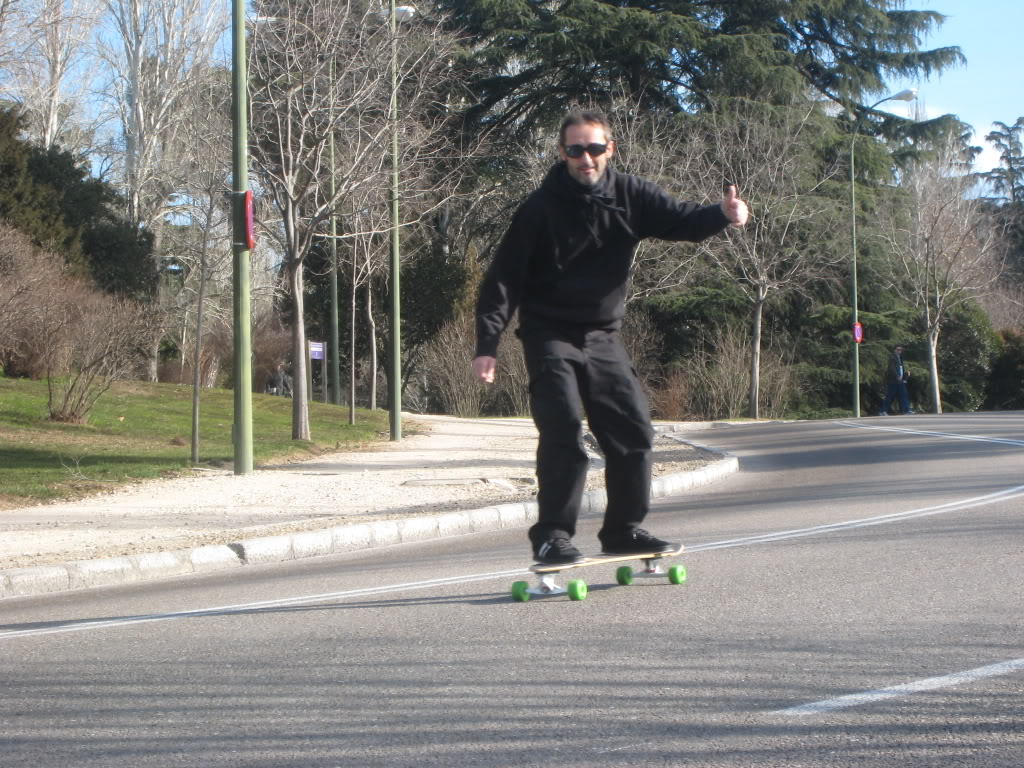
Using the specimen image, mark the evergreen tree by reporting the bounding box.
[983,118,1024,204]
[438,0,963,136]
[0,108,156,299]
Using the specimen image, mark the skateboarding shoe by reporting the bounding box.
[533,536,584,565]
[600,528,677,556]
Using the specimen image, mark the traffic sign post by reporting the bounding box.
[309,341,326,402]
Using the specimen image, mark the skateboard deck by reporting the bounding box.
[512,545,685,602]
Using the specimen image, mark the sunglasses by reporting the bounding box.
[563,142,608,159]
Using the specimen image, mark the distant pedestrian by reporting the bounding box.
[880,345,912,415]
[266,363,292,397]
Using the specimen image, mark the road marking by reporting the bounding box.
[777,658,1024,716]
[0,569,524,640]
[686,483,1024,553]
[840,421,1024,448]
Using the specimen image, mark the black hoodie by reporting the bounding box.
[474,162,731,357]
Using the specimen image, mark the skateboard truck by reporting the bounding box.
[532,574,567,597]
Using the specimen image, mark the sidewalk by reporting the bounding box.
[0,415,736,599]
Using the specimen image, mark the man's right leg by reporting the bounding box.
[898,382,911,414]
[522,333,588,563]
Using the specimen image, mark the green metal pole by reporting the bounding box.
[231,0,253,473]
[388,0,402,441]
[328,149,340,405]
[850,132,861,419]
[328,59,341,406]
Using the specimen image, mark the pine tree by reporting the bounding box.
[438,0,964,136]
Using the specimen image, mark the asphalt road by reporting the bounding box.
[2,413,1022,767]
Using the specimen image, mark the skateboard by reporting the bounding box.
[511,545,685,602]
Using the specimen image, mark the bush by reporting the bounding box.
[416,313,487,417]
[44,286,159,423]
[985,330,1024,410]
[0,224,69,378]
[656,323,799,420]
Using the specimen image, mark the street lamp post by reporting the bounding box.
[388,1,416,441]
[230,0,253,473]
[849,88,916,418]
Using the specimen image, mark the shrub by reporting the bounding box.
[44,286,159,423]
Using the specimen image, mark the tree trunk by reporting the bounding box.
[289,261,311,440]
[190,246,208,464]
[367,283,379,411]
[927,329,942,414]
[748,296,764,420]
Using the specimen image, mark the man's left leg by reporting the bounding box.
[580,331,676,555]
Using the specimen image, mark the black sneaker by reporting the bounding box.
[533,536,584,565]
[600,528,677,556]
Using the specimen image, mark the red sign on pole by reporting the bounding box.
[244,190,256,250]
[853,322,864,344]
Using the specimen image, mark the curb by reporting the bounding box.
[0,442,738,601]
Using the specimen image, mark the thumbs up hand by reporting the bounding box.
[721,184,749,227]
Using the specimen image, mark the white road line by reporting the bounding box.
[777,658,1024,716]
[839,420,1024,447]
[0,569,525,640]
[686,483,1024,553]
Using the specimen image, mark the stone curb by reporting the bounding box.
[0,438,738,600]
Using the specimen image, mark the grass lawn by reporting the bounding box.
[0,377,391,506]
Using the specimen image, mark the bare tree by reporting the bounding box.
[0,0,26,82]
[248,0,463,440]
[882,135,1007,413]
[98,0,225,379]
[683,99,845,418]
[157,66,234,461]
[611,99,709,300]
[8,0,102,150]
[99,0,223,225]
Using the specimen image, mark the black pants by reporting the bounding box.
[521,327,654,543]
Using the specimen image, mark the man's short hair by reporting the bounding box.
[559,110,613,146]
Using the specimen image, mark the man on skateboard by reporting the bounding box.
[472,110,748,565]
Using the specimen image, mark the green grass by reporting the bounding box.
[0,377,391,505]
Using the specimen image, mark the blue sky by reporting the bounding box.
[882,0,1024,173]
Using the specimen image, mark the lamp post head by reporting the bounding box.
[394,5,416,22]
[889,88,917,102]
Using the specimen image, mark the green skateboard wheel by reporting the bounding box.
[615,565,634,586]
[567,579,588,601]
[668,564,687,585]
[511,581,531,602]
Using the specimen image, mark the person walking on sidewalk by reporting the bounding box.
[472,110,749,564]
[880,344,912,415]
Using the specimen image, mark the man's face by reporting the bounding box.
[559,122,615,186]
